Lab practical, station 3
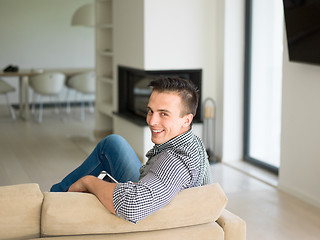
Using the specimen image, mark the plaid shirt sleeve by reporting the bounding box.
[113,150,196,224]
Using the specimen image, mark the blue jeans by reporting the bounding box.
[50,134,142,192]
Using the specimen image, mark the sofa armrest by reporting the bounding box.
[0,184,43,240]
[216,209,246,240]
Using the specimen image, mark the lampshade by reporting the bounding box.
[71,3,94,27]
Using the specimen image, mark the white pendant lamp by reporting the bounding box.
[71,3,94,27]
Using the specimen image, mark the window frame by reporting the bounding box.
[243,0,279,175]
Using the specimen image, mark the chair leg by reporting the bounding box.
[52,96,60,114]
[38,96,43,123]
[88,101,94,113]
[31,92,36,115]
[66,101,71,114]
[81,101,85,121]
[66,89,71,114]
[5,94,16,120]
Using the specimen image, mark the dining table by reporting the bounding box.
[0,68,93,120]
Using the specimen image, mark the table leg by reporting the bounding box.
[23,76,30,120]
[18,76,30,120]
[19,76,24,118]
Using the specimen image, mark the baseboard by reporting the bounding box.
[278,183,320,209]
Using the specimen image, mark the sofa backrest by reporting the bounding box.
[0,183,43,240]
[41,183,227,237]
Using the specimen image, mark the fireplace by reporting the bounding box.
[116,65,202,126]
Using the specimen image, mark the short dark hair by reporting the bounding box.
[148,76,199,117]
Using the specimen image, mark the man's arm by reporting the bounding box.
[68,175,117,214]
[113,151,193,223]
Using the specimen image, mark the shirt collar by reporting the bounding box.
[145,130,194,159]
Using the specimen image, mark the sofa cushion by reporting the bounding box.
[38,222,224,240]
[0,183,43,240]
[41,183,227,237]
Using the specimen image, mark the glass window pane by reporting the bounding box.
[248,0,283,168]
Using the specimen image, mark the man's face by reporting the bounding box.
[146,91,193,145]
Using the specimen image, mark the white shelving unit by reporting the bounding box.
[94,0,114,136]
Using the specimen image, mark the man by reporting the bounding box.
[51,76,212,223]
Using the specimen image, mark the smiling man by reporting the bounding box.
[146,90,193,145]
[51,76,212,223]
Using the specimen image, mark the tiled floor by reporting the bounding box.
[0,106,320,240]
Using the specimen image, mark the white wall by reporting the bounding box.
[0,0,94,104]
[113,0,144,70]
[144,0,223,158]
[113,0,146,159]
[278,32,320,208]
[144,0,217,70]
[221,0,245,163]
[113,0,224,160]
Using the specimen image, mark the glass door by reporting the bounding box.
[244,0,284,173]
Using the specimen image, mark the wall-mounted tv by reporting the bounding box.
[283,0,320,65]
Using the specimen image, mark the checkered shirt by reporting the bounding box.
[113,130,212,223]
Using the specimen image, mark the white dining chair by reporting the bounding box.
[65,71,95,121]
[29,72,66,123]
[0,79,16,120]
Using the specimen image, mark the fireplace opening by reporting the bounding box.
[116,65,202,126]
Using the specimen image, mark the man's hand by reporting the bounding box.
[68,175,117,214]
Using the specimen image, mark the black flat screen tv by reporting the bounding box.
[283,0,320,65]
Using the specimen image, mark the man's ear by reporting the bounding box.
[184,113,194,128]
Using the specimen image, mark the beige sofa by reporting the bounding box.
[0,183,246,240]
